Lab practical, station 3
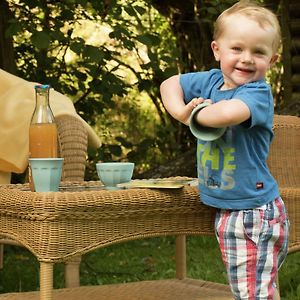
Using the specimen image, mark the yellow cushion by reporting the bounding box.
[0,69,101,174]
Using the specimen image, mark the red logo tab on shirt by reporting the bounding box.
[256,182,264,189]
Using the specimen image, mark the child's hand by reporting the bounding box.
[183,98,212,125]
[189,97,212,109]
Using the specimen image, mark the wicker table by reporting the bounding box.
[0,180,223,300]
[1,114,299,300]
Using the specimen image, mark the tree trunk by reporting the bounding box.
[0,0,16,73]
[151,0,216,72]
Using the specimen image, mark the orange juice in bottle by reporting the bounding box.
[29,84,58,190]
[29,123,58,158]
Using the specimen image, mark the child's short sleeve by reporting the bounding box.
[234,82,274,128]
[180,69,223,103]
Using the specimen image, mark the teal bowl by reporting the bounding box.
[96,162,134,189]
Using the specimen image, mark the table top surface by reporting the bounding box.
[0,178,214,262]
[1,178,299,261]
[0,177,197,192]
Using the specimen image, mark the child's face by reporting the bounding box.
[211,14,278,90]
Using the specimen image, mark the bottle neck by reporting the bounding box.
[31,85,55,124]
[36,88,49,106]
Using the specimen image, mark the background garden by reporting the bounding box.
[0,0,299,299]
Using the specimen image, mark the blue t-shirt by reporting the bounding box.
[180,69,280,209]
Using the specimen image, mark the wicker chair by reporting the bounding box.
[54,114,88,288]
[266,114,300,255]
[0,114,299,300]
[0,114,88,286]
[56,114,88,182]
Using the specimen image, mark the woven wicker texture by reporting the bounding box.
[280,187,300,253]
[266,115,300,253]
[56,114,88,181]
[0,183,229,300]
[0,279,232,300]
[0,114,88,285]
[0,114,299,300]
[267,115,300,188]
[0,184,215,261]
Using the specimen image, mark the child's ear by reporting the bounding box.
[211,41,220,61]
[270,54,279,65]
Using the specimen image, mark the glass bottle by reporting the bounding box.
[29,84,58,158]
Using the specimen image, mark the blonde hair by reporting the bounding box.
[213,0,281,53]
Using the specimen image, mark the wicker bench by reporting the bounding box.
[0,114,299,300]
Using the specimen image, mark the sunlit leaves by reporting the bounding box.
[126,138,156,162]
[124,6,136,17]
[115,137,133,148]
[108,144,122,157]
[138,79,152,92]
[26,0,43,9]
[70,39,85,55]
[30,31,51,49]
[93,144,123,162]
[124,4,146,17]
[5,0,181,176]
[83,45,105,63]
[134,5,146,16]
[136,33,160,47]
[60,8,76,20]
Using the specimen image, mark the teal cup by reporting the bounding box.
[29,158,64,192]
[189,102,226,141]
[96,162,134,189]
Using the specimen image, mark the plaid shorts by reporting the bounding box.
[215,197,289,300]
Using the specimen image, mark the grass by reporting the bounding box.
[0,236,299,299]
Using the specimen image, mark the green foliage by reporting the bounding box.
[278,251,300,300]
[5,0,181,177]
[1,237,299,299]
[199,0,237,23]
[4,0,284,179]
